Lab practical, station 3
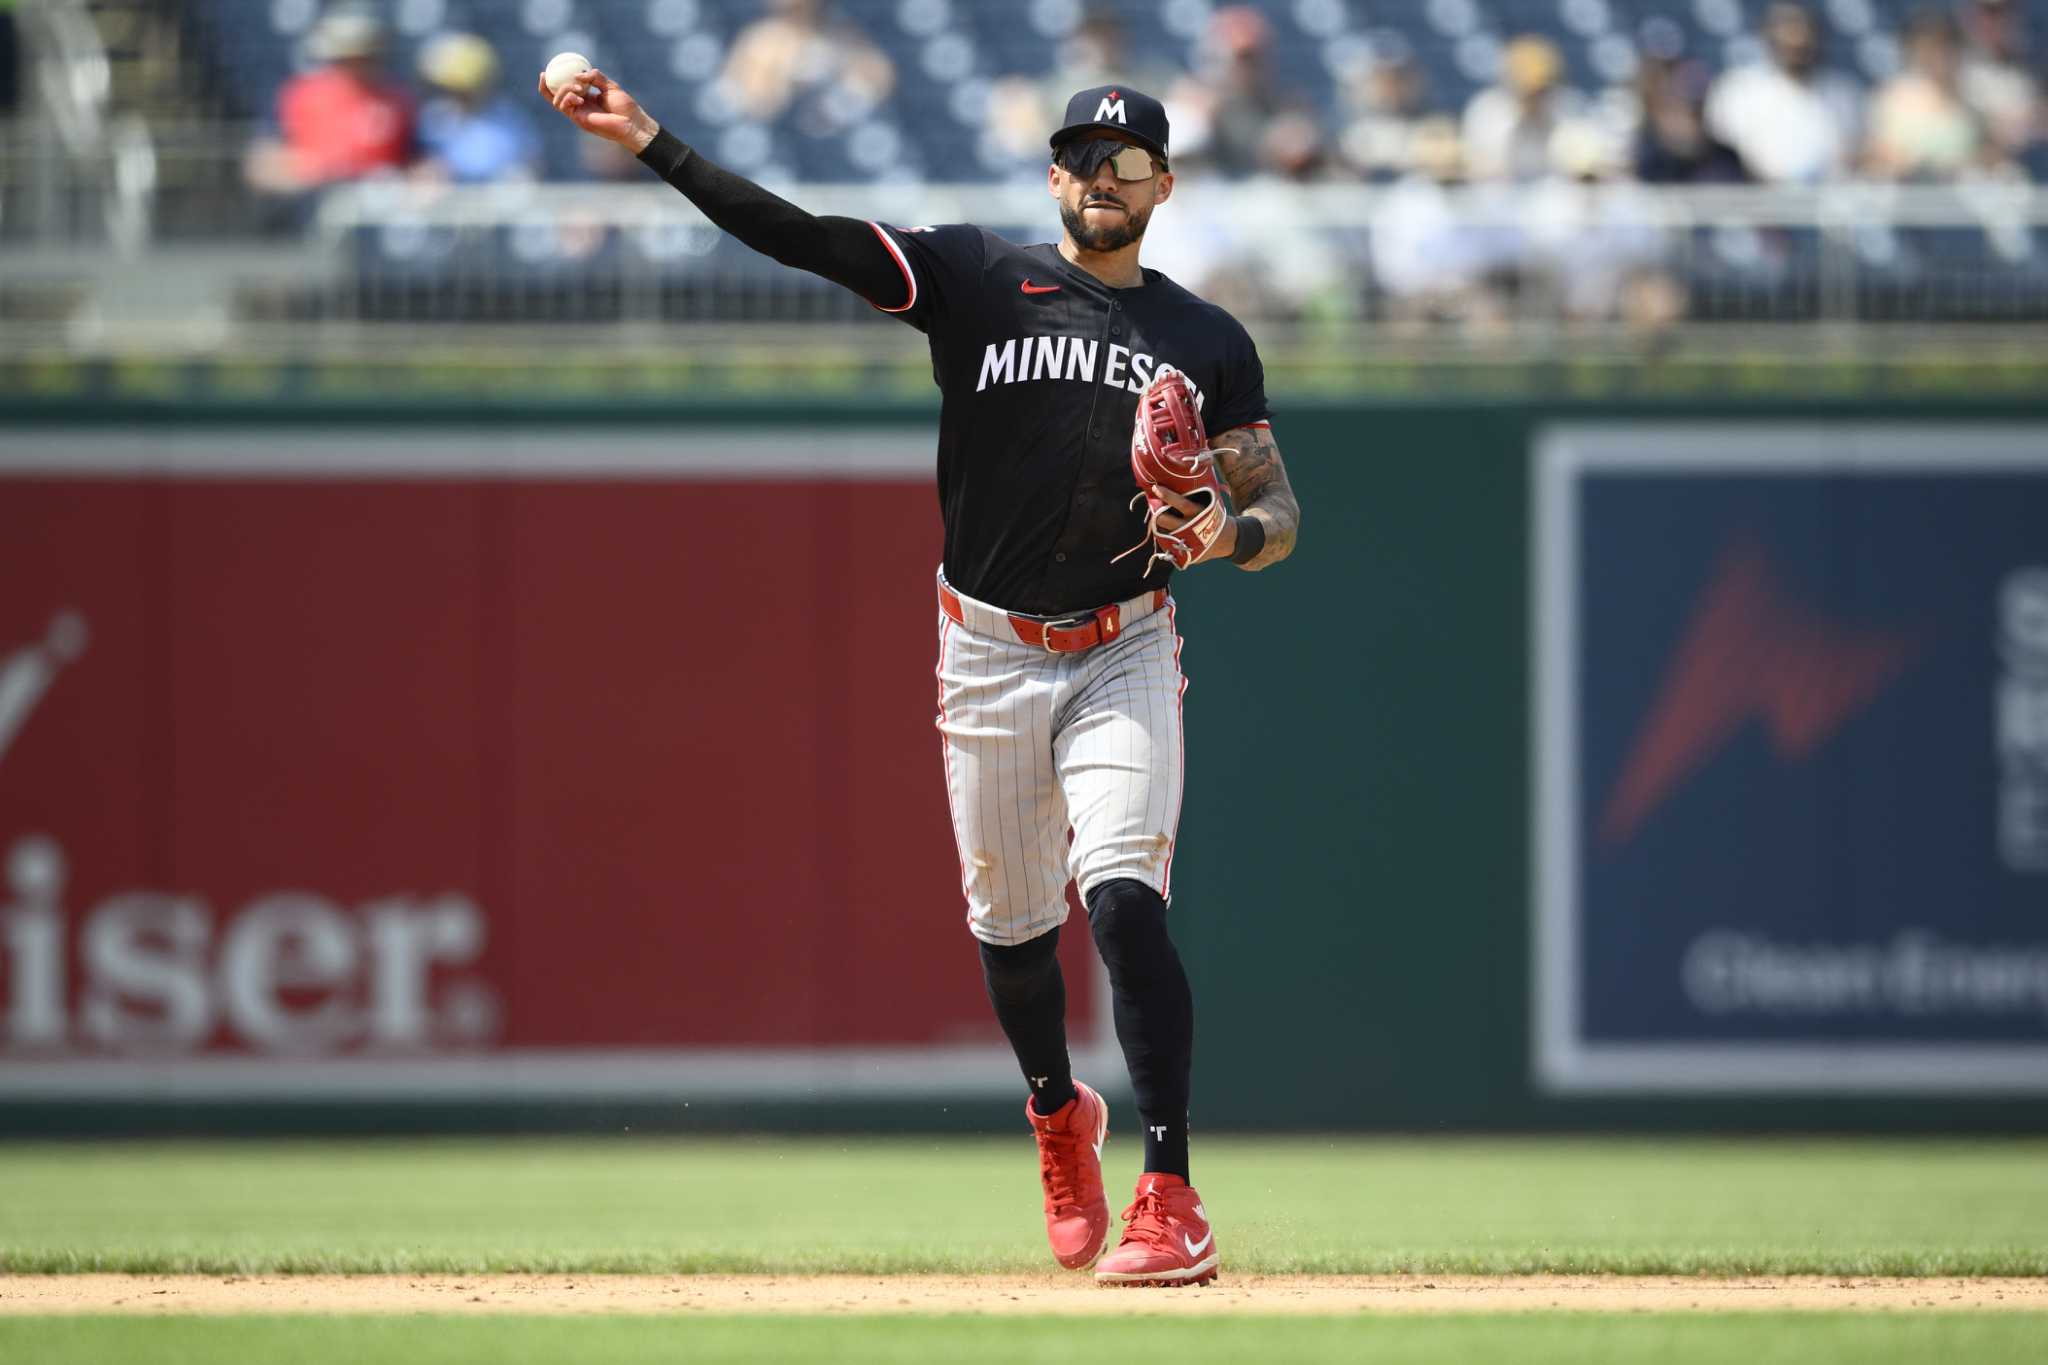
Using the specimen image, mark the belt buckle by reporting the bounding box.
[1038,613,1095,653]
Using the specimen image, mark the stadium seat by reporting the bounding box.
[183,0,2039,242]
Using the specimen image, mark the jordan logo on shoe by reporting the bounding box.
[1020,280,1062,295]
[1183,1229,1213,1257]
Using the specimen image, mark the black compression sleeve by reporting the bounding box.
[636,127,908,308]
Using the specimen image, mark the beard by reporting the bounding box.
[1060,195,1151,252]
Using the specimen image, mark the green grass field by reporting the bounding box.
[4,1136,2045,1364]
[7,1313,2048,1365]
[4,1135,2045,1276]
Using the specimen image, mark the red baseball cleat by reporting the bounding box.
[1026,1080,1110,1269]
[1094,1173,1219,1287]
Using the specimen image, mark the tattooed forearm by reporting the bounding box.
[1213,425,1300,571]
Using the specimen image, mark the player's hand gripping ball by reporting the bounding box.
[1116,368,1231,571]
[544,52,593,96]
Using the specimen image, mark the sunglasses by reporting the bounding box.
[1055,139,1159,182]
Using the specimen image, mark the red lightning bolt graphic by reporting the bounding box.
[1598,541,1920,846]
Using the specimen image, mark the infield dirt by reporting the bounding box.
[2,1275,2044,1316]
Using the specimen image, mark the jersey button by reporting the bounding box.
[1055,552,1068,563]
[1088,426,1100,439]
[1109,326,1122,337]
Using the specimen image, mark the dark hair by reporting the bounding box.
[1903,7,1960,45]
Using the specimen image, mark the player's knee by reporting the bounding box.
[1085,878,1173,980]
[978,924,1061,1003]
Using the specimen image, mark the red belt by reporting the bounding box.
[939,583,1166,653]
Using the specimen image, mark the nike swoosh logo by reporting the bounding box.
[1183,1229,1213,1257]
[1020,280,1062,295]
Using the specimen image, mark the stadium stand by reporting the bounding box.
[4,1,2043,335]
[168,0,2034,183]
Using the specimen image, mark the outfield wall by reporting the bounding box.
[2,397,2045,1133]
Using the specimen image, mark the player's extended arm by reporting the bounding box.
[540,68,908,308]
[1212,424,1300,571]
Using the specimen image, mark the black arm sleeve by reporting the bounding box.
[636,127,906,309]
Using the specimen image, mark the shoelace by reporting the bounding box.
[1035,1125,1091,1213]
[1117,1186,1180,1248]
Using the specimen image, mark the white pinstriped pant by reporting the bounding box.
[934,577,1187,947]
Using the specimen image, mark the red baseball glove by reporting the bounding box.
[1113,368,1232,572]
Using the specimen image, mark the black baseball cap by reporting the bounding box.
[1050,84,1170,166]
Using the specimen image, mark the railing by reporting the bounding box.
[4,170,2046,353]
[303,175,2048,332]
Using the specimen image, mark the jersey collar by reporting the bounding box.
[1037,241,1151,295]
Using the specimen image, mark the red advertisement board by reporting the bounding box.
[0,430,1106,1099]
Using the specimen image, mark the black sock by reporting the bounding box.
[1085,879,1193,1180]
[979,927,1077,1116]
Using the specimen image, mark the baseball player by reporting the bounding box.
[545,69,1300,1287]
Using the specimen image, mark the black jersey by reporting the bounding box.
[871,222,1272,617]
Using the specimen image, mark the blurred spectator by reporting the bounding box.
[1046,7,1135,88]
[1145,170,1346,323]
[985,10,1180,171]
[1867,11,1989,180]
[1258,112,1333,182]
[1337,44,1432,181]
[246,9,415,194]
[718,0,894,133]
[1958,0,2039,159]
[1170,6,1316,176]
[1705,3,1862,182]
[1635,54,1748,183]
[1462,36,1583,182]
[1142,98,1340,317]
[415,34,539,185]
[1370,117,1518,334]
[1525,123,1683,334]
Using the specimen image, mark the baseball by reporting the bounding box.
[544,52,592,96]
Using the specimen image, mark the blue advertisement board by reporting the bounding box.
[1534,425,2048,1094]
